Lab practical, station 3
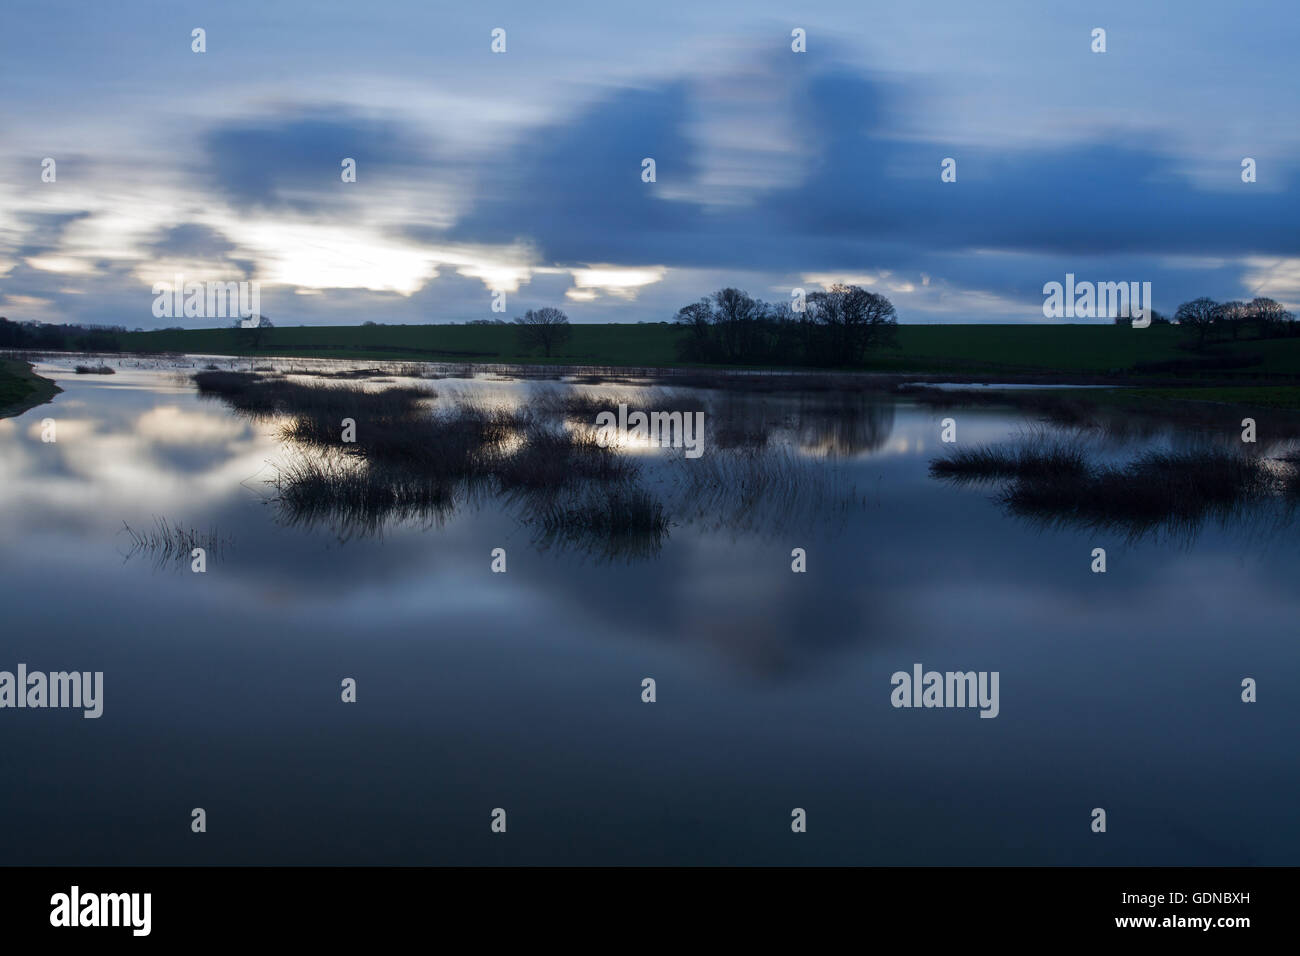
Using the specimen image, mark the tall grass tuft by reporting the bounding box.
[531,487,669,560]
[1001,448,1276,536]
[930,440,1090,481]
[273,452,459,537]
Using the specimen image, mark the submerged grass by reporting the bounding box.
[281,398,522,482]
[194,369,867,549]
[537,487,667,535]
[1285,460,1300,500]
[532,386,707,420]
[681,446,864,534]
[930,441,1090,481]
[121,517,227,567]
[273,452,460,537]
[493,426,636,489]
[1004,449,1272,519]
[930,429,1295,540]
[531,487,669,561]
[195,370,435,422]
[1000,448,1279,538]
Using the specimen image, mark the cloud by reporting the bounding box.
[451,82,701,260]
[436,55,1300,316]
[5,29,1299,326]
[202,109,439,214]
[148,223,238,259]
[14,211,93,259]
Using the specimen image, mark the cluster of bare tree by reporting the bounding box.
[1173,296,1295,346]
[508,287,899,366]
[675,285,898,366]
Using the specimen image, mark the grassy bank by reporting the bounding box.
[0,358,61,418]
[1123,386,1300,410]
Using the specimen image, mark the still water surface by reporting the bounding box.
[1,356,1295,864]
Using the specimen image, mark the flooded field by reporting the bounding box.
[1,354,1296,864]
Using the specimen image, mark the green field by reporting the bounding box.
[116,323,686,367]
[107,322,1300,382]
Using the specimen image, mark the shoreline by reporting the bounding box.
[14,348,1300,417]
[15,345,1300,388]
[0,358,62,419]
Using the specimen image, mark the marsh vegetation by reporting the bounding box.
[195,369,865,555]
[931,436,1300,540]
[120,517,228,568]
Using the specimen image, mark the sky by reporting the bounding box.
[1,0,1298,328]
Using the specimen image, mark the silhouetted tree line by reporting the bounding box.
[1172,296,1295,347]
[675,285,898,367]
[0,317,123,351]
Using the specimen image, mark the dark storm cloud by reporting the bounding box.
[448,81,701,259]
[449,63,1300,279]
[202,109,437,213]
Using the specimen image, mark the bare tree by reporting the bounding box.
[513,307,572,358]
[1174,297,1218,347]
[1212,300,1248,340]
[709,288,766,362]
[673,299,714,360]
[232,313,273,349]
[806,284,898,363]
[1246,297,1294,337]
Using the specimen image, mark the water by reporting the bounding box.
[1,356,1296,865]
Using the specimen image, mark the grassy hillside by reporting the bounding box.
[116,323,686,367]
